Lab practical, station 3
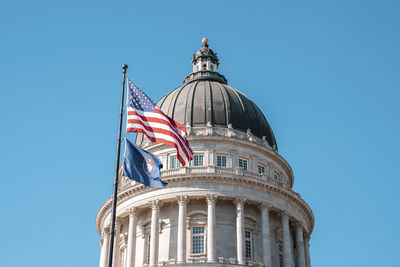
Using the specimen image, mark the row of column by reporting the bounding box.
[100,196,311,267]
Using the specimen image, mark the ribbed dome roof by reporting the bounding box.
[135,39,277,149]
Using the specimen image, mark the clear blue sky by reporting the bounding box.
[1,1,399,266]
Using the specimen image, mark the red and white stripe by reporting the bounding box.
[126,107,193,165]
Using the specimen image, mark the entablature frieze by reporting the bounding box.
[95,175,314,238]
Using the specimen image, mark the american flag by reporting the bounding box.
[126,79,193,166]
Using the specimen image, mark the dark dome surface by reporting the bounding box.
[135,39,277,149]
[135,79,277,148]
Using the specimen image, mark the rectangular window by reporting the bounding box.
[258,164,266,174]
[217,155,227,167]
[193,155,204,166]
[274,171,280,180]
[245,230,254,259]
[171,157,181,169]
[191,226,205,254]
[239,158,248,170]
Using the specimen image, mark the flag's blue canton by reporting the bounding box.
[127,80,156,112]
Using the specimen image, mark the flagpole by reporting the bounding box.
[108,64,128,267]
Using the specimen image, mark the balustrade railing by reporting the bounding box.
[120,165,286,189]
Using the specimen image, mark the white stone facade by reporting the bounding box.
[96,132,314,267]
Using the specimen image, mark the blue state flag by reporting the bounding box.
[122,138,166,188]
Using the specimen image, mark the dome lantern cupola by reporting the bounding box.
[192,38,219,72]
[184,38,228,84]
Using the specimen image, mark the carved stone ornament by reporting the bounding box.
[101,228,110,239]
[206,194,217,205]
[280,211,289,218]
[234,197,246,207]
[204,121,214,136]
[129,207,137,219]
[258,202,272,211]
[294,221,304,229]
[149,199,161,210]
[247,129,254,142]
[225,123,236,137]
[177,195,188,205]
[185,123,192,136]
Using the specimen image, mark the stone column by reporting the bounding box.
[281,212,292,267]
[235,198,246,265]
[259,203,272,267]
[295,222,306,267]
[99,228,110,267]
[304,234,311,267]
[206,195,217,263]
[113,220,121,266]
[177,196,188,264]
[149,200,160,267]
[126,208,137,267]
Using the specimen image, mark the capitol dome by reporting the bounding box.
[97,39,314,267]
[135,39,277,149]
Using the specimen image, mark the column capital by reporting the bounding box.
[294,221,304,229]
[149,200,161,211]
[177,195,188,205]
[234,197,246,207]
[114,218,121,231]
[304,233,311,242]
[206,194,218,205]
[129,207,137,218]
[280,210,289,218]
[259,202,272,211]
[101,228,110,238]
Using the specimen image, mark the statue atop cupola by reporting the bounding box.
[192,38,220,72]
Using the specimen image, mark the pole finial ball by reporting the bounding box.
[202,38,208,45]
[122,64,128,70]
